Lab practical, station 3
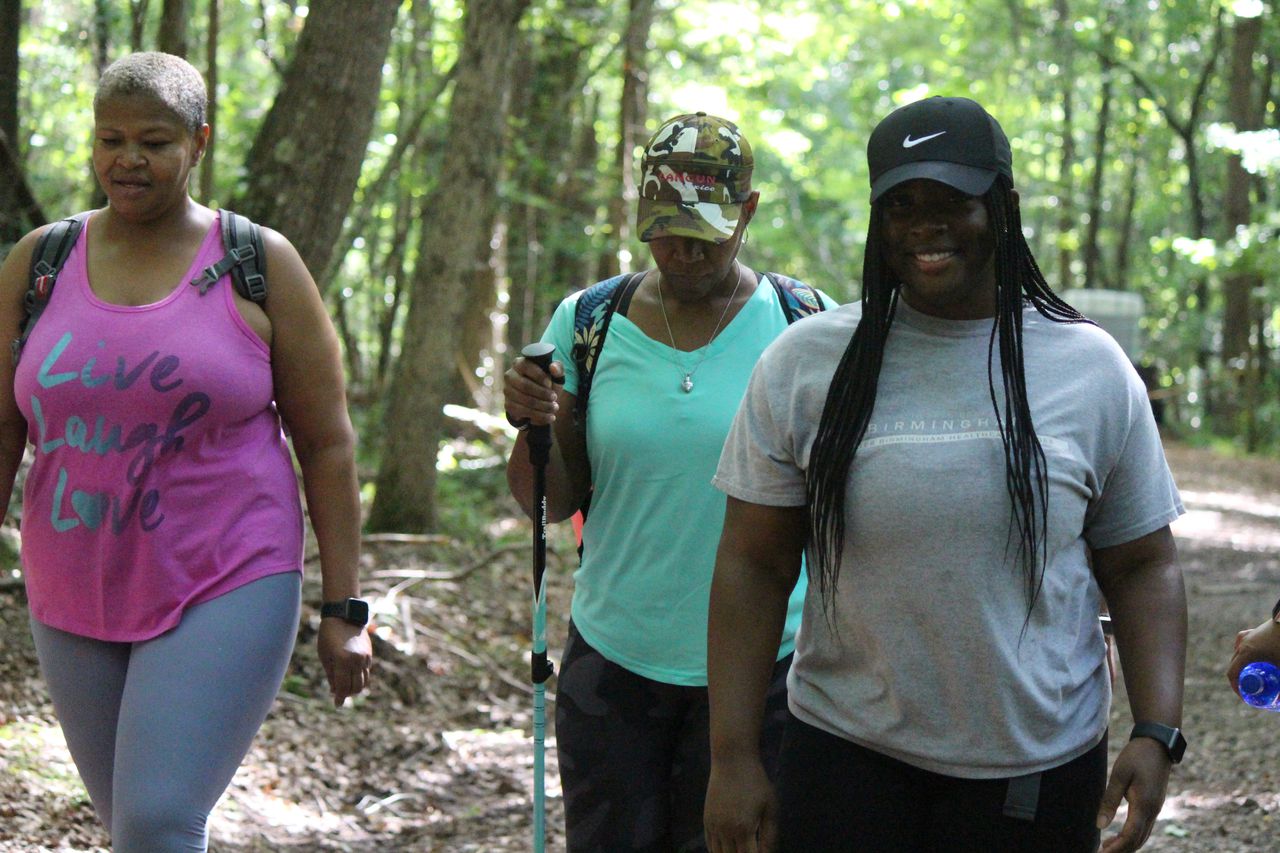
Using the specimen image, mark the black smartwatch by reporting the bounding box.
[321,597,370,627]
[1129,721,1186,764]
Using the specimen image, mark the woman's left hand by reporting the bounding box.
[318,618,373,707]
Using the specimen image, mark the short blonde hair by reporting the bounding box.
[95,52,207,133]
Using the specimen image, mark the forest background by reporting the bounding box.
[1,1,1280,849]
[1,0,1279,535]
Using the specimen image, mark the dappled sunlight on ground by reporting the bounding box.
[2,441,1278,850]
[1172,491,1280,552]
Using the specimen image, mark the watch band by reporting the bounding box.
[1129,721,1186,764]
[1271,594,1280,623]
[321,597,369,627]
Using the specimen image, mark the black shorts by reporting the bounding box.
[555,621,791,853]
[777,714,1107,853]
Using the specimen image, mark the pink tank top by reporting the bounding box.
[15,214,304,641]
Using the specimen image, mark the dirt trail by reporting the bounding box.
[1114,443,1280,852]
[1,440,1278,851]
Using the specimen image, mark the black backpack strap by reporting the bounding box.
[766,272,826,324]
[570,272,642,429]
[13,212,92,364]
[190,209,267,304]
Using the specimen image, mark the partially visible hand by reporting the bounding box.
[705,756,777,853]
[1226,617,1280,696]
[1105,633,1117,688]
[1096,738,1172,852]
[503,355,564,429]
[318,618,373,707]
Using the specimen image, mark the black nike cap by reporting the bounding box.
[867,96,1013,204]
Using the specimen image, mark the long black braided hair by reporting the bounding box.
[804,175,1088,623]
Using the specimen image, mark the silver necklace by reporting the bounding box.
[656,263,746,393]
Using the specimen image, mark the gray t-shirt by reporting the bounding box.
[713,299,1183,779]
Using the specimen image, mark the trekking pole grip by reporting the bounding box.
[521,342,556,465]
[522,341,556,373]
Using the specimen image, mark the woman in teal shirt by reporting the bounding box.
[504,111,832,852]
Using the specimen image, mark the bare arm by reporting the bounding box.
[1092,525,1185,853]
[0,231,48,519]
[705,496,806,853]
[503,357,591,522]
[263,228,371,707]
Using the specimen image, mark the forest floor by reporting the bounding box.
[1,438,1279,851]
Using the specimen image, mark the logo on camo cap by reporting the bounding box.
[636,112,753,244]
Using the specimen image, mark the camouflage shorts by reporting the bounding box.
[554,621,791,852]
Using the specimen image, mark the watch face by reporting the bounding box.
[347,598,370,625]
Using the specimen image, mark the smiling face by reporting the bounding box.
[880,178,998,320]
[92,94,208,223]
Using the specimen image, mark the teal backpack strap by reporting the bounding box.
[14,211,92,364]
[765,272,826,324]
[570,272,643,429]
[190,209,267,304]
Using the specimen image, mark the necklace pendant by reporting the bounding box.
[681,374,694,393]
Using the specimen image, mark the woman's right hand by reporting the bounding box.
[503,355,563,429]
[705,756,777,853]
[1226,617,1280,696]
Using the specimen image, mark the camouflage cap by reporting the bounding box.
[636,112,753,244]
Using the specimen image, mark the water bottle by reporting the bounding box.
[1238,662,1280,710]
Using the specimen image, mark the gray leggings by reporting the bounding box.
[30,571,301,852]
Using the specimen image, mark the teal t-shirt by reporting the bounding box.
[543,274,831,685]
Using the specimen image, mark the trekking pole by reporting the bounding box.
[521,341,557,853]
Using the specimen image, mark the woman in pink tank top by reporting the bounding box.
[0,52,371,851]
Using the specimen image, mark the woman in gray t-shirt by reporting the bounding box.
[704,97,1185,853]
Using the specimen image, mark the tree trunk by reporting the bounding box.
[1112,153,1139,292]
[504,39,539,355]
[373,189,415,394]
[455,219,502,407]
[199,0,218,203]
[1114,9,1224,403]
[0,0,24,243]
[603,0,655,277]
[158,0,188,57]
[1082,56,1112,288]
[575,91,612,287]
[0,0,17,149]
[367,0,531,533]
[1222,11,1264,437]
[1054,0,1076,290]
[505,0,602,352]
[0,129,46,236]
[129,0,149,52]
[1221,12,1262,370]
[236,0,401,286]
[88,0,114,210]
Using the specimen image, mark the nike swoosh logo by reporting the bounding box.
[903,131,947,148]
